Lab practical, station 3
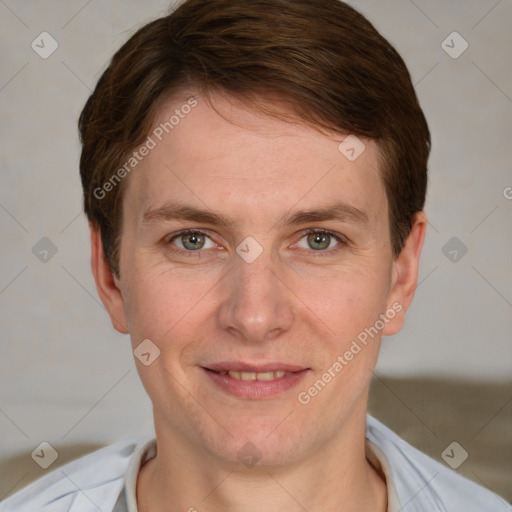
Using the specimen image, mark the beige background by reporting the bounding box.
[0,0,511,504]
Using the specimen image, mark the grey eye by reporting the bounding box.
[173,232,214,251]
[295,230,342,251]
[307,232,332,250]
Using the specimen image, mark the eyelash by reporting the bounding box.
[299,228,348,256]
[164,228,347,258]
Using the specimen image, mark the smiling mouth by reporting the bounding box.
[202,365,310,398]
[209,369,289,381]
[204,362,309,377]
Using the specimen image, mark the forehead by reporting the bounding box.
[123,91,387,228]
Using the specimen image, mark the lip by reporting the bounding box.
[205,361,309,373]
[202,362,310,399]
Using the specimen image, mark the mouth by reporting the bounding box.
[202,362,310,399]
[214,369,289,381]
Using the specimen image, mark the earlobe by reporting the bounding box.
[90,225,129,334]
[382,211,427,336]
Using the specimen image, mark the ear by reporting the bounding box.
[90,225,129,334]
[382,211,427,336]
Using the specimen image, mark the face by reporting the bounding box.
[93,91,424,468]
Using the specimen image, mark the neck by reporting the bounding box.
[137,410,387,512]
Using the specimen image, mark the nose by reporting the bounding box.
[216,251,295,344]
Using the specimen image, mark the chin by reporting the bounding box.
[203,417,307,469]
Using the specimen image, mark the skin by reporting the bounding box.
[91,91,426,512]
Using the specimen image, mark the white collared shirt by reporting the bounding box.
[2,415,510,511]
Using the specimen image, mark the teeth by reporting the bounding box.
[226,370,286,381]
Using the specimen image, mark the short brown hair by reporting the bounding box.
[79,0,430,277]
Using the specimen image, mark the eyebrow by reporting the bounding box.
[142,201,369,229]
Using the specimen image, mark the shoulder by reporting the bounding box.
[0,436,153,512]
[366,414,512,511]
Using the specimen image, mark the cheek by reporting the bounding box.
[122,269,208,405]
[122,263,216,353]
[299,262,392,341]
[124,278,177,342]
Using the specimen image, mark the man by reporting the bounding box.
[2,0,511,511]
